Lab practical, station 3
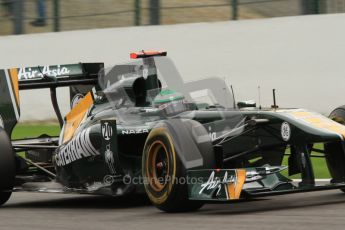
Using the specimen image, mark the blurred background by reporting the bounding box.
[1,0,345,36]
[1,1,345,122]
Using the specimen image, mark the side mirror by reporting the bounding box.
[237,100,256,109]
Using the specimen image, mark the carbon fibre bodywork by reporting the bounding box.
[46,92,345,197]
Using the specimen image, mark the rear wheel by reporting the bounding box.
[0,127,15,206]
[324,106,345,191]
[142,119,215,212]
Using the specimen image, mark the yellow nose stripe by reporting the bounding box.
[290,111,345,139]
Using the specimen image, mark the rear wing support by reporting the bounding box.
[50,87,64,128]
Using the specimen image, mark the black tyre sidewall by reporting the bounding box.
[143,120,215,212]
[325,106,345,183]
[0,127,15,205]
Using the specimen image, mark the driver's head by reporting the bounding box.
[153,89,185,108]
[153,89,188,116]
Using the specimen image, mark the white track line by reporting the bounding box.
[292,179,331,182]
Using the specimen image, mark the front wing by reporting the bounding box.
[187,167,345,202]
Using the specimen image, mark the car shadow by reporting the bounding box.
[4,191,345,214]
[196,192,345,215]
[4,193,151,210]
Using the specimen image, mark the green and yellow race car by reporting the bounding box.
[1,51,345,212]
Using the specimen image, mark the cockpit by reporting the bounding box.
[96,51,236,124]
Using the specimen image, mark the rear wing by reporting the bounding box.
[15,63,103,89]
[0,62,104,136]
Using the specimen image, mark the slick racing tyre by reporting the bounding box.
[142,119,215,212]
[0,127,15,206]
[324,105,345,191]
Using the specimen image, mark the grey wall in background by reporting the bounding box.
[1,13,344,121]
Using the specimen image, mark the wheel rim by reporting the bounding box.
[146,140,170,192]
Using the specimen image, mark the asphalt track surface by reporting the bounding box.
[1,190,345,230]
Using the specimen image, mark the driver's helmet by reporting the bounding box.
[153,89,187,115]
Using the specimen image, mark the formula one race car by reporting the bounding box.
[1,51,345,212]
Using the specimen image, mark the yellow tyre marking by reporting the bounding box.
[146,140,170,192]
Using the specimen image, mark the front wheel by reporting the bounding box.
[142,119,215,212]
[324,106,345,192]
